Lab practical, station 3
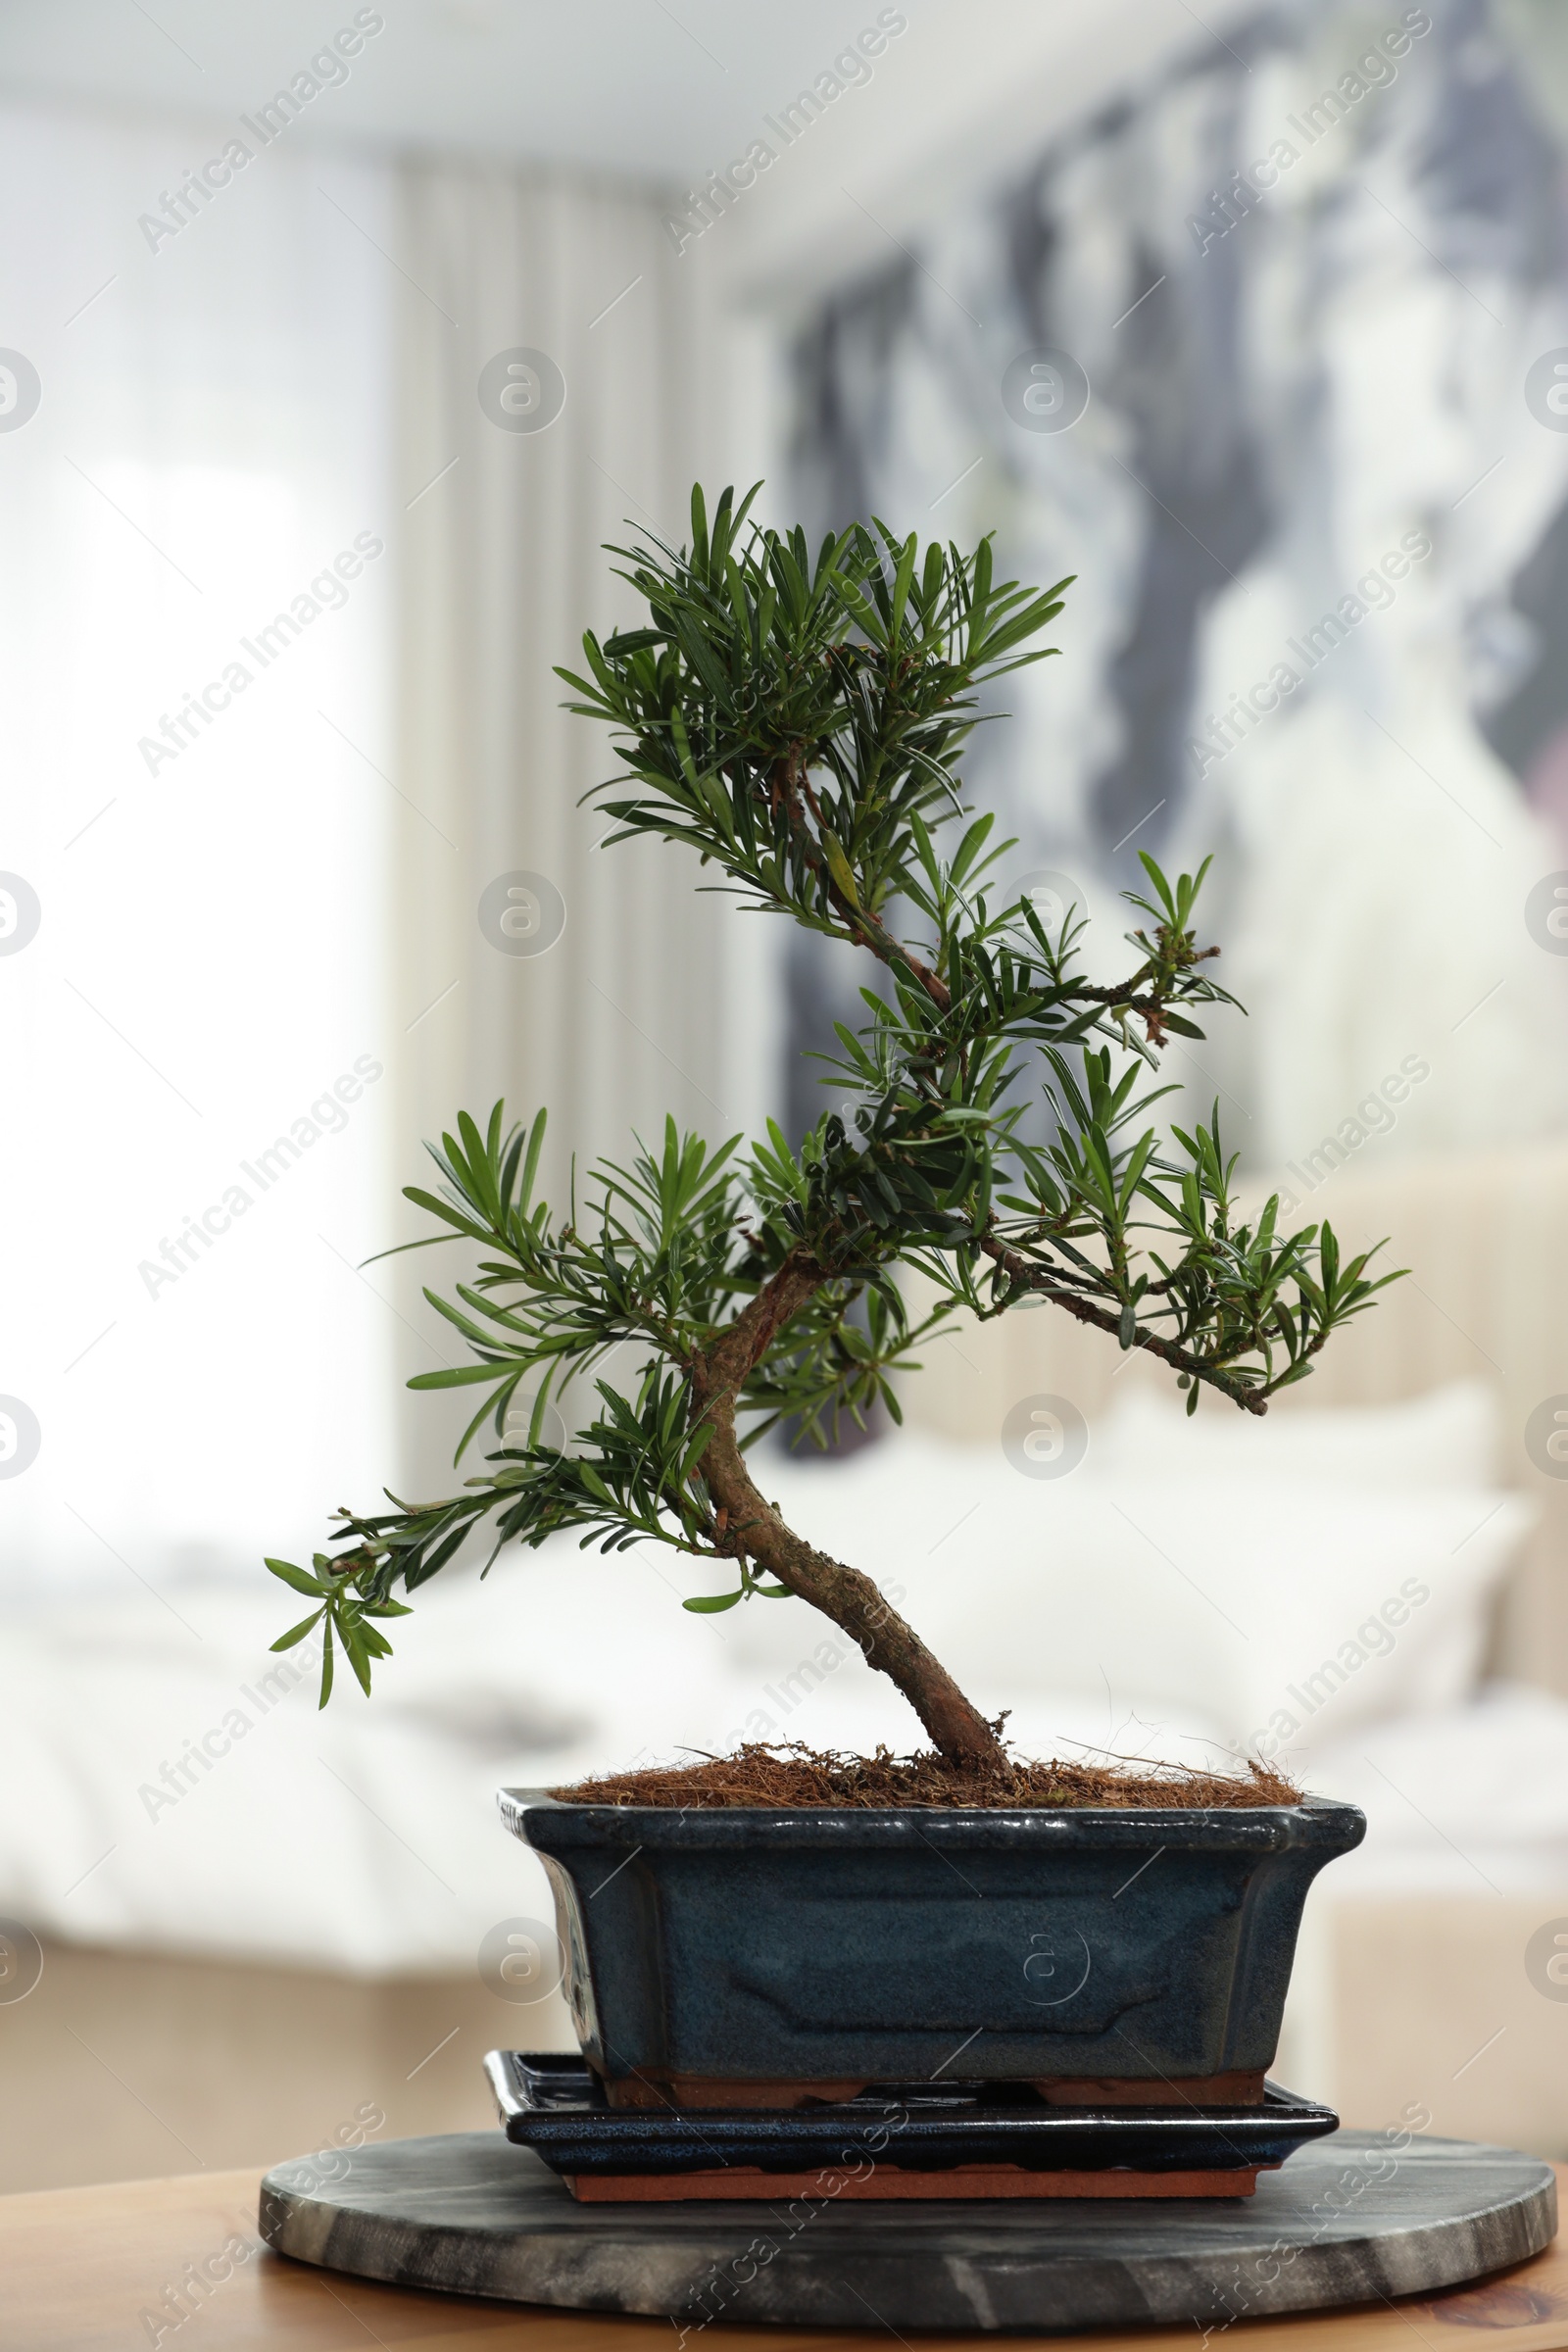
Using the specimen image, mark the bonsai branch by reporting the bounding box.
[973,1232,1272,1414]
[769,749,953,1011]
[782,766,1218,1053]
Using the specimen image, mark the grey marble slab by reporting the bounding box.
[258,2130,1556,2333]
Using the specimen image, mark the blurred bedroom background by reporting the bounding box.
[4,0,1568,2186]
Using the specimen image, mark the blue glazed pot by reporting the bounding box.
[500,1791,1363,2100]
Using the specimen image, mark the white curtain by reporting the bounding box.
[387,162,731,1496]
[0,111,739,1583]
[0,101,396,1592]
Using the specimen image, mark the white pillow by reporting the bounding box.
[739,1434,1530,1764]
[1092,1379,1499,1491]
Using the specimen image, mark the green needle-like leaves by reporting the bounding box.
[268,484,1398,1709]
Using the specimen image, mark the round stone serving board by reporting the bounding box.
[259,2130,1557,2333]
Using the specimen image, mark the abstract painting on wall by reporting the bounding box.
[788,0,1568,1192]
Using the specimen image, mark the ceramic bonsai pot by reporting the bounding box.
[500,1789,1364,2108]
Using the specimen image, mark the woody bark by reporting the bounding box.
[691,1250,1006,1775]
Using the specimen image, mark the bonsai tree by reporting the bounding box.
[267,485,1391,1779]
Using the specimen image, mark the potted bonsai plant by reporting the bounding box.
[267,486,1387,2121]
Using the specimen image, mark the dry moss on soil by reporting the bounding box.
[553,1740,1302,1811]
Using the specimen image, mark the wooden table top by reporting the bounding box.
[2,2162,1564,2350]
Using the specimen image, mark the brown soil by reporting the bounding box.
[553,1739,1301,1811]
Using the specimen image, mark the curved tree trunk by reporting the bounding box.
[692,1251,1006,1775]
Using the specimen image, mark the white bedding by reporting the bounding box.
[4,1391,1558,1976]
[1308,1683,1568,1894]
[1,1556,749,1975]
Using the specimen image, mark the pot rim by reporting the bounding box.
[499,1787,1365,1853]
